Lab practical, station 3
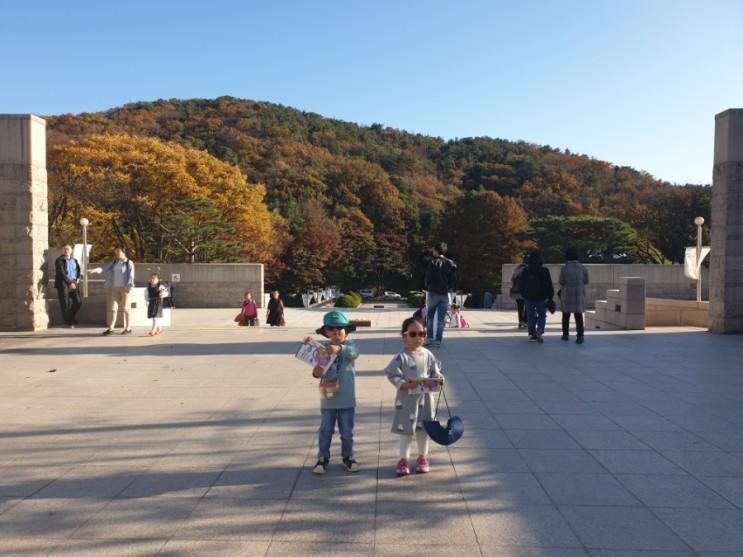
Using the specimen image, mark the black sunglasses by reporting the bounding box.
[403,330,427,338]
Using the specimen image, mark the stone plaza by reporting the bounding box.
[2,306,743,556]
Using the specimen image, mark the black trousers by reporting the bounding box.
[57,285,82,325]
[516,299,526,324]
[562,312,584,337]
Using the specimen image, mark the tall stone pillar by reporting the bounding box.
[710,109,743,333]
[0,115,49,331]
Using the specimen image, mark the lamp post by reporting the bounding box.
[694,216,704,303]
[80,217,89,298]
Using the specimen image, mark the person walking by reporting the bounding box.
[266,290,285,327]
[240,292,259,326]
[89,246,135,335]
[559,247,589,344]
[520,250,554,343]
[54,244,82,328]
[424,242,457,348]
[510,256,529,328]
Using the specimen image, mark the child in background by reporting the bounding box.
[311,310,361,475]
[447,303,470,328]
[146,273,166,336]
[385,317,444,476]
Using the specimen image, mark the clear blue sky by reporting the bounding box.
[2,0,741,184]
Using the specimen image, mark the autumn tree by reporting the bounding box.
[439,190,530,293]
[48,133,277,263]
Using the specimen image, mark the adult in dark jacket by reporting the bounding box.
[424,242,457,347]
[54,245,82,328]
[520,250,554,343]
[266,290,285,327]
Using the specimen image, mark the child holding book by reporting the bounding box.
[385,316,444,476]
[310,310,361,475]
[145,273,167,336]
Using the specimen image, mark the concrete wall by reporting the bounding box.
[646,298,710,328]
[710,109,743,333]
[499,264,707,309]
[49,262,264,309]
[0,115,49,331]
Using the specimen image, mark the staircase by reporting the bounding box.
[585,277,646,330]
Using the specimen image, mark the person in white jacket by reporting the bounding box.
[88,246,135,335]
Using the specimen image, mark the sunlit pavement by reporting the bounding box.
[1,306,743,556]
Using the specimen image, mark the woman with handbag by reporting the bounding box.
[240,292,259,327]
[266,290,286,327]
[559,247,589,344]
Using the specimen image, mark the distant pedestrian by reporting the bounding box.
[386,316,444,476]
[424,242,457,348]
[510,256,529,329]
[520,250,554,343]
[559,247,589,344]
[145,273,166,336]
[447,304,470,328]
[241,292,259,326]
[266,290,285,327]
[89,246,135,335]
[54,245,82,328]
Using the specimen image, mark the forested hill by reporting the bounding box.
[46,96,710,293]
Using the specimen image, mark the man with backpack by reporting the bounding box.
[424,242,457,347]
[518,250,554,343]
[89,247,136,335]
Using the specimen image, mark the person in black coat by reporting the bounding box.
[54,245,82,328]
[519,250,554,343]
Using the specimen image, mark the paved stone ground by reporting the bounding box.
[1,305,743,556]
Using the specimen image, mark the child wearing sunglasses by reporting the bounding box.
[311,311,361,475]
[385,316,444,476]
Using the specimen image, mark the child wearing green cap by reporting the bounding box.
[311,310,361,475]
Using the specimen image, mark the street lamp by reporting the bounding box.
[694,216,704,303]
[80,217,89,298]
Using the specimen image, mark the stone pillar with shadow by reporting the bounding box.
[710,109,743,333]
[0,115,49,331]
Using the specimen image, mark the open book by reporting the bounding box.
[295,337,337,374]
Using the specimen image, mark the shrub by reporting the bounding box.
[335,293,361,308]
[407,292,425,308]
[348,291,363,304]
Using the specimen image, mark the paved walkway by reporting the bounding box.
[1,306,743,556]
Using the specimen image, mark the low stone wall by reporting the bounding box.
[47,262,264,309]
[46,287,150,327]
[499,264,708,309]
[646,298,710,328]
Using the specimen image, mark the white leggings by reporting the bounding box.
[150,317,161,330]
[400,429,430,460]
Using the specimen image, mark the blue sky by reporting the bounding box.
[2,0,741,184]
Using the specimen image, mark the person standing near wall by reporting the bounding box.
[520,250,554,344]
[559,247,589,344]
[266,290,285,327]
[424,242,457,348]
[54,244,82,328]
[89,247,135,335]
[510,256,529,329]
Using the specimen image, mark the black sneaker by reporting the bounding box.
[576,336,584,345]
[102,329,113,336]
[121,329,132,335]
[537,334,544,344]
[342,457,361,473]
[561,334,569,341]
[528,335,538,342]
[312,458,329,475]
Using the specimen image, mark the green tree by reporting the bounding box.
[153,197,240,262]
[522,216,663,263]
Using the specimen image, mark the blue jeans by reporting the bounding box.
[526,300,546,336]
[318,408,354,460]
[426,292,449,343]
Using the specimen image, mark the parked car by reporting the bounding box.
[384,291,403,301]
[359,288,375,301]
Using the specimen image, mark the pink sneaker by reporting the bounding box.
[396,459,411,477]
[416,455,430,474]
